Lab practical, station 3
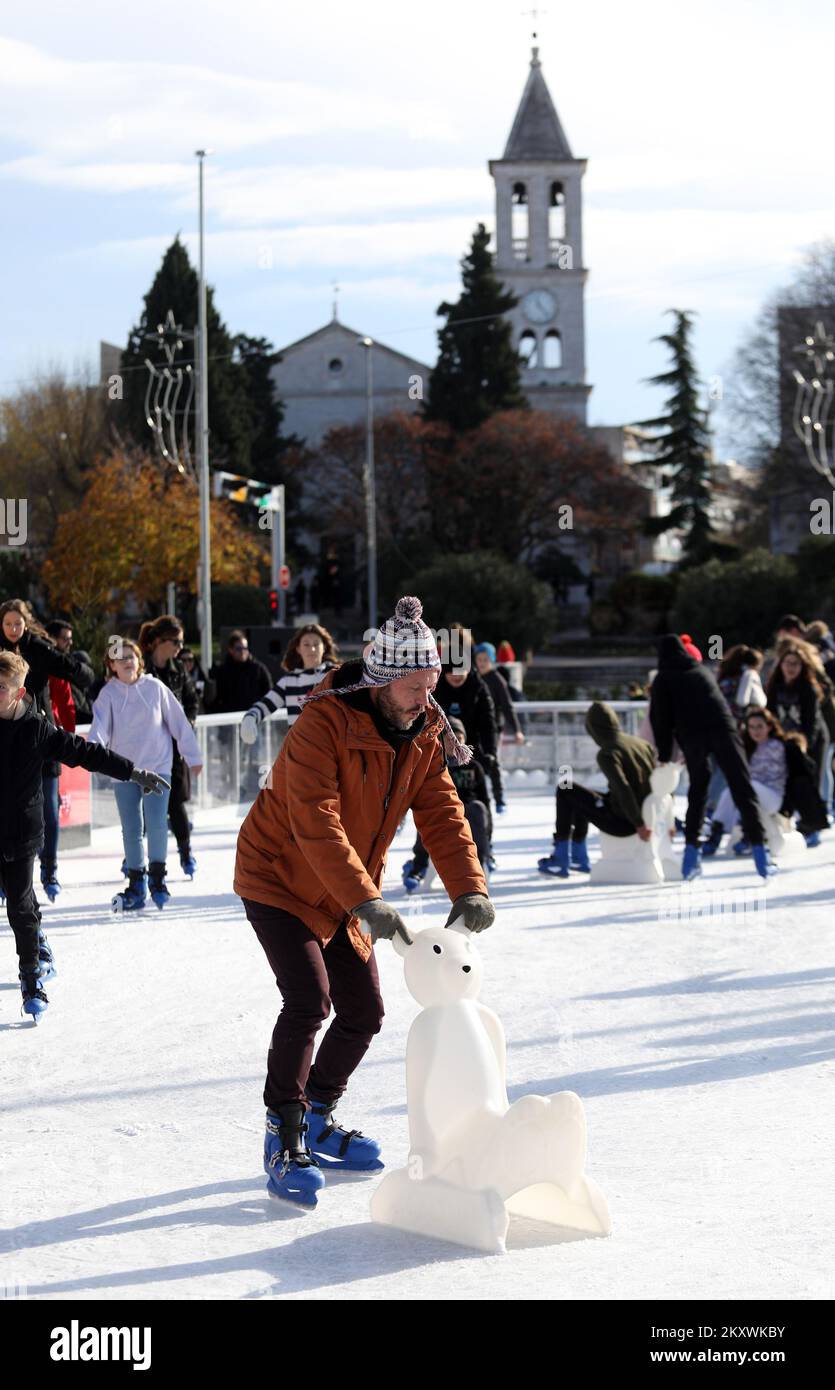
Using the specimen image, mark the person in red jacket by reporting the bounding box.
[234,595,494,1208]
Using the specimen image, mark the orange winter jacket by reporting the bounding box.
[233,665,487,961]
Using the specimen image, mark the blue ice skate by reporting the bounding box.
[37,930,56,981]
[179,847,197,879]
[264,1105,325,1206]
[40,863,61,903]
[804,831,821,849]
[148,862,170,910]
[570,840,591,872]
[537,839,570,878]
[20,967,48,1023]
[732,838,751,856]
[495,801,507,814]
[305,1089,384,1172]
[752,844,778,879]
[401,858,425,894]
[111,868,147,914]
[682,844,702,881]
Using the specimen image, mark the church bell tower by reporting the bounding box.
[489,47,591,423]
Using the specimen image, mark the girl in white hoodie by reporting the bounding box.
[88,638,202,910]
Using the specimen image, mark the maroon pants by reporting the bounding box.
[242,899,385,1111]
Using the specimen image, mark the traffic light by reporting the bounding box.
[269,589,279,616]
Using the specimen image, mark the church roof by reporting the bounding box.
[502,47,574,162]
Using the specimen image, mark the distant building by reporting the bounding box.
[270,316,429,448]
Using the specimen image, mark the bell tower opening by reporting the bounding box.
[512,183,529,262]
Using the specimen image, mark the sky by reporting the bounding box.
[0,0,832,448]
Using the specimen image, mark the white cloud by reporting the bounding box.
[58,217,482,273]
[0,35,454,163]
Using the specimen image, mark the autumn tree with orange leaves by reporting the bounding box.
[42,450,268,628]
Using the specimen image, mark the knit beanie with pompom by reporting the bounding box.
[302,596,472,765]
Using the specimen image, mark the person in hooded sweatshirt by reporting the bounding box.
[538,702,656,877]
[650,633,771,880]
[0,649,167,1021]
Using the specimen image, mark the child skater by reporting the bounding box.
[88,638,202,912]
[0,649,168,1021]
[402,715,494,891]
[239,623,339,744]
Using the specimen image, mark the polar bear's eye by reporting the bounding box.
[433,944,442,955]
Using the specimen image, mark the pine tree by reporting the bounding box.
[232,333,296,480]
[425,223,528,431]
[115,237,283,476]
[635,309,715,565]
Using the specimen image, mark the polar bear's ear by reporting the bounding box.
[392,928,414,959]
[446,918,472,938]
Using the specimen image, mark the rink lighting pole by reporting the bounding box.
[196,149,213,675]
[359,336,377,633]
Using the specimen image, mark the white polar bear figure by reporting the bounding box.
[589,763,682,885]
[728,812,806,861]
[370,922,611,1253]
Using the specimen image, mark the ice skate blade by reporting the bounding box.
[266,1182,319,1208]
[313,1154,384,1172]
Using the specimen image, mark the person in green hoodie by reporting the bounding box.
[538,701,656,877]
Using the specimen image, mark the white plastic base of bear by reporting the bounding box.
[729,814,806,861]
[371,922,612,1254]
[589,833,665,885]
[589,764,682,886]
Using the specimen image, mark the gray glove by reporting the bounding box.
[352,898,414,946]
[445,893,495,933]
[130,768,171,796]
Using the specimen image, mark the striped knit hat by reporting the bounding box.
[303,596,473,765]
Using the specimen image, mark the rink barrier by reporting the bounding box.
[77,700,658,826]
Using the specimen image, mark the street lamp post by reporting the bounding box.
[196,149,213,675]
[359,336,377,634]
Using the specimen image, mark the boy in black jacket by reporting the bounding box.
[0,651,168,1022]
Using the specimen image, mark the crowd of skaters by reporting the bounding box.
[3,589,835,1204]
[1,590,833,1026]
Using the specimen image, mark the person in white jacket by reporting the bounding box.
[88,638,202,910]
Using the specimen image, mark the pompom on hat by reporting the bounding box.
[303,596,473,765]
[679,633,703,662]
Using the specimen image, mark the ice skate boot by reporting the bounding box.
[752,844,778,879]
[305,1089,384,1172]
[570,840,591,872]
[682,843,702,880]
[111,868,147,914]
[37,930,57,981]
[179,846,197,879]
[148,861,170,910]
[39,863,61,903]
[20,967,48,1023]
[538,838,570,878]
[401,859,425,894]
[264,1104,325,1207]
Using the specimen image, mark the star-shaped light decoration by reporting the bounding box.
[155,309,185,367]
[792,320,835,379]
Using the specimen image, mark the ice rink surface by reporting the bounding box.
[1,792,833,1302]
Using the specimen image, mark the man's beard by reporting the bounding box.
[375,684,418,730]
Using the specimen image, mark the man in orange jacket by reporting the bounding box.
[234,595,495,1206]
